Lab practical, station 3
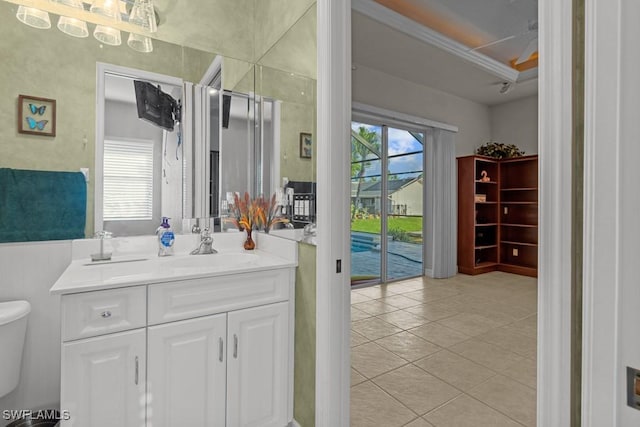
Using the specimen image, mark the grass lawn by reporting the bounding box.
[351,216,422,234]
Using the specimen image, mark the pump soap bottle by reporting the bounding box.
[156,217,175,256]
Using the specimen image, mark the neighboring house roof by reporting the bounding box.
[352,177,421,198]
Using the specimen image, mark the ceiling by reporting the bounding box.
[352,0,539,106]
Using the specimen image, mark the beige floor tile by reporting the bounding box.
[448,339,524,372]
[353,317,404,340]
[424,394,522,427]
[489,301,536,320]
[387,281,428,294]
[351,381,416,427]
[352,273,538,426]
[414,349,496,391]
[375,331,441,362]
[404,302,460,321]
[500,356,537,389]
[476,326,537,359]
[351,342,408,378]
[353,299,401,316]
[354,285,399,300]
[505,314,538,337]
[403,418,434,427]
[381,294,424,309]
[373,365,461,415]
[352,368,367,387]
[404,287,460,303]
[469,375,536,426]
[437,313,509,336]
[351,330,370,347]
[463,303,523,325]
[376,310,431,330]
[351,292,374,304]
[437,293,496,308]
[409,323,471,348]
[352,306,373,321]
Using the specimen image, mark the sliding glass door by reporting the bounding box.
[351,121,424,285]
[385,127,424,281]
[350,122,382,284]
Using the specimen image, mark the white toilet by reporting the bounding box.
[0,300,31,398]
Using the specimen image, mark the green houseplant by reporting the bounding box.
[476,141,525,159]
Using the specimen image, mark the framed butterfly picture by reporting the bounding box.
[18,94,56,137]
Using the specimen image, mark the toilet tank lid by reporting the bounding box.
[0,301,31,325]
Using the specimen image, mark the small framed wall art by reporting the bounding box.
[299,132,312,159]
[18,94,56,137]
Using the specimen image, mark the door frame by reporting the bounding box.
[315,1,574,426]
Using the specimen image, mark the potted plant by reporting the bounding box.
[476,141,525,159]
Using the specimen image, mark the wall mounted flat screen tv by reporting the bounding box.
[133,80,180,131]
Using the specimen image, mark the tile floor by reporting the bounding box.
[351,271,537,427]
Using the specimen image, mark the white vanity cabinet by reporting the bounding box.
[226,302,289,427]
[58,267,295,427]
[147,314,227,427]
[61,329,146,427]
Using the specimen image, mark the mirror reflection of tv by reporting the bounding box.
[133,80,179,131]
[222,93,231,129]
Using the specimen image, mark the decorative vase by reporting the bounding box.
[243,229,256,250]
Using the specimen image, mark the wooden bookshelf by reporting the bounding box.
[457,155,500,275]
[457,154,538,277]
[499,155,538,277]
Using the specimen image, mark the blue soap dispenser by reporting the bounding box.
[156,217,175,256]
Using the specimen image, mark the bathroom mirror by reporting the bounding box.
[98,65,184,236]
[253,0,318,231]
[0,0,257,239]
[0,0,318,242]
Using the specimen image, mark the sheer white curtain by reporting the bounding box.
[425,128,457,278]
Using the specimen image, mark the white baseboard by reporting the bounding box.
[424,268,434,278]
[290,419,302,427]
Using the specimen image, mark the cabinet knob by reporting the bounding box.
[101,311,112,318]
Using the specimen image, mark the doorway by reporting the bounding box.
[351,120,425,285]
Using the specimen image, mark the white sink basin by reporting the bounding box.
[159,253,260,271]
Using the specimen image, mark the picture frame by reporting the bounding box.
[299,132,312,159]
[18,94,56,137]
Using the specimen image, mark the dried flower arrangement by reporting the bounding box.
[226,192,289,233]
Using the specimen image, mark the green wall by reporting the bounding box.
[295,243,316,427]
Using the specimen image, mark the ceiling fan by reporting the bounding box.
[470,19,538,66]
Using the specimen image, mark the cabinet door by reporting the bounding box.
[147,314,227,427]
[227,302,289,427]
[61,329,146,427]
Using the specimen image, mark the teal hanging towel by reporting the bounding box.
[0,168,87,243]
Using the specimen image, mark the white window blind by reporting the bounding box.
[103,139,154,221]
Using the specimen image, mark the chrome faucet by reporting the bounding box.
[190,228,217,255]
[91,230,113,261]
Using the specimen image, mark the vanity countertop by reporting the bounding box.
[50,233,298,295]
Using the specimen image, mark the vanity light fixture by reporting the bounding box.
[14,0,159,52]
[51,0,88,38]
[16,6,51,29]
[128,0,156,33]
[126,0,154,52]
[90,0,121,45]
[89,0,121,23]
[94,25,121,45]
[127,32,152,52]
